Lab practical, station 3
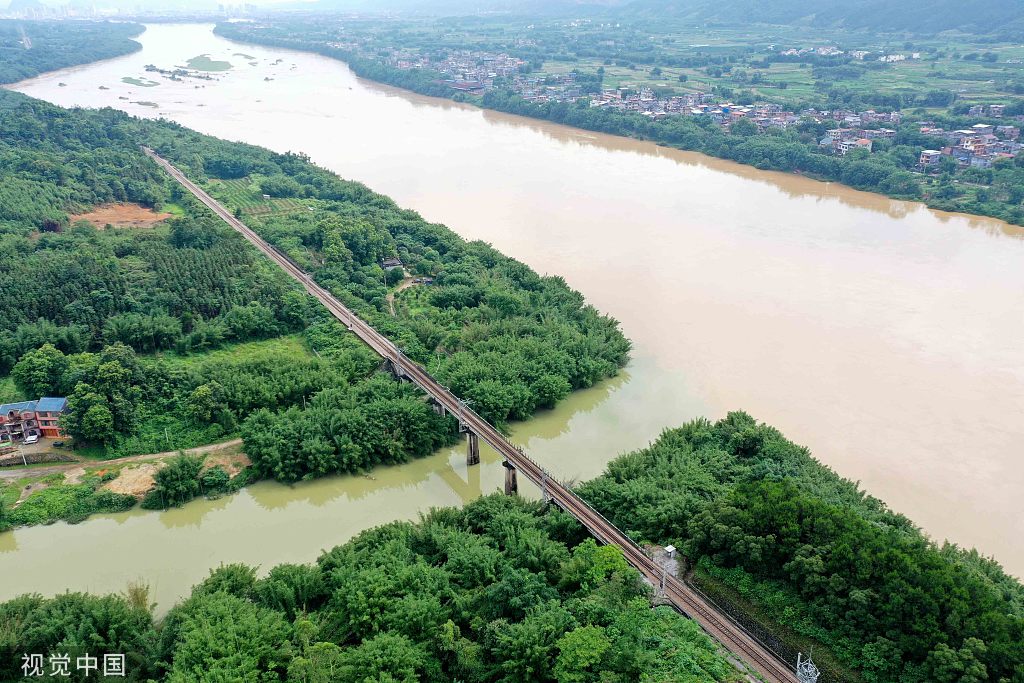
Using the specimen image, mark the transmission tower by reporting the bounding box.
[796,652,821,683]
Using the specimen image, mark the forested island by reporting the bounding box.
[0,89,628,526]
[0,20,143,84]
[214,17,1024,227]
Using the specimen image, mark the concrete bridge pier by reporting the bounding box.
[384,358,406,381]
[467,431,480,466]
[431,399,446,417]
[503,460,518,495]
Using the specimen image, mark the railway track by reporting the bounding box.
[145,148,801,683]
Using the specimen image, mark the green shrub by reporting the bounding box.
[8,485,98,526]
[150,455,203,508]
[139,489,165,510]
[200,465,231,493]
[7,484,135,526]
[93,490,137,512]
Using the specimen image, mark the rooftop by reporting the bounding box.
[0,397,68,415]
[0,400,37,415]
[37,397,68,413]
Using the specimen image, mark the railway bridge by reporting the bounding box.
[145,148,803,683]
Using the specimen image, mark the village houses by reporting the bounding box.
[0,397,68,444]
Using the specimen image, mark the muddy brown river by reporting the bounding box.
[4,23,1023,609]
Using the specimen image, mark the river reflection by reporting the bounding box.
[2,371,624,612]
[5,22,1024,601]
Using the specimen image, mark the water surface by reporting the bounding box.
[6,24,1024,606]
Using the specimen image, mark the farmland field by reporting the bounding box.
[206,177,311,217]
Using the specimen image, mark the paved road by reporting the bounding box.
[145,148,801,683]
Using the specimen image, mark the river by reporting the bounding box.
[5,23,1024,607]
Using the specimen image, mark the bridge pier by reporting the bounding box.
[384,358,403,380]
[431,398,446,417]
[467,431,480,466]
[503,460,518,496]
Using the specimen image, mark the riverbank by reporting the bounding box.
[212,21,1024,230]
[0,440,250,529]
[0,438,244,483]
[0,19,144,84]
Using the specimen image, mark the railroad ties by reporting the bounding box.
[143,147,801,683]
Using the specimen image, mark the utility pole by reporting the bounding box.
[458,398,475,425]
[657,545,675,597]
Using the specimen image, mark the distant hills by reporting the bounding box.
[5,0,1022,36]
[5,0,47,11]
[293,0,622,14]
[618,0,1024,36]
[296,0,1024,36]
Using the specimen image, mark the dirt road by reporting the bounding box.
[0,439,243,482]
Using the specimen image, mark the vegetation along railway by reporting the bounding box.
[143,147,801,683]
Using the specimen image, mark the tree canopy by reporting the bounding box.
[579,413,1024,682]
[0,495,741,683]
[0,20,142,84]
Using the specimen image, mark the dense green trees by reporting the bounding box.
[11,343,67,398]
[0,591,157,682]
[60,344,144,444]
[0,495,741,682]
[0,98,310,359]
[0,20,143,84]
[0,91,397,457]
[163,591,294,681]
[241,376,457,483]
[579,413,1024,682]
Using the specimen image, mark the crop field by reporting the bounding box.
[206,177,310,217]
[547,49,1023,112]
[547,58,819,99]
